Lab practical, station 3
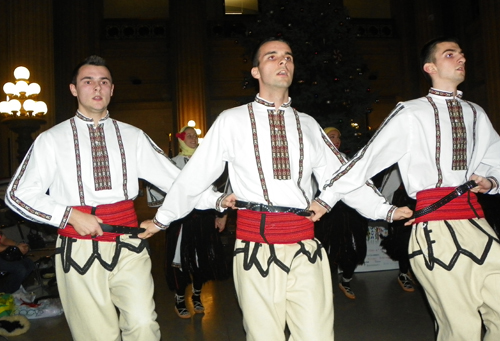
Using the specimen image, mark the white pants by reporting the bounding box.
[233,238,334,341]
[409,218,500,341]
[55,236,160,341]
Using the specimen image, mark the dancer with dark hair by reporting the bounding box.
[315,37,500,341]
[142,37,412,340]
[5,55,218,340]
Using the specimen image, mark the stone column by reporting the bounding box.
[0,0,55,173]
[170,0,208,135]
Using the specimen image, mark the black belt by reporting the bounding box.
[234,200,313,217]
[99,223,145,237]
[413,180,477,219]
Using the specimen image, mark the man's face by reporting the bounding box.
[183,127,198,149]
[69,64,114,117]
[427,41,466,87]
[327,130,341,149]
[251,41,294,91]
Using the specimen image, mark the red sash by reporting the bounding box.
[58,200,138,242]
[414,187,484,224]
[236,210,314,244]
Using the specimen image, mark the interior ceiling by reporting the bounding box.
[103,0,391,19]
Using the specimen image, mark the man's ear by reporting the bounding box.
[251,67,260,80]
[423,63,436,75]
[69,84,77,97]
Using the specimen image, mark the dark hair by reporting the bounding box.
[70,55,112,85]
[420,37,460,81]
[252,37,292,67]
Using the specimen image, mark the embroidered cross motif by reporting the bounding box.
[446,99,467,171]
[88,124,112,191]
[268,109,291,180]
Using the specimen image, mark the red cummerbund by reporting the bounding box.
[236,209,314,244]
[58,200,138,242]
[414,187,484,224]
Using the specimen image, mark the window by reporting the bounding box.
[224,0,259,15]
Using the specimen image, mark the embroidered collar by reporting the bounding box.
[428,88,463,99]
[254,94,292,108]
[75,110,110,123]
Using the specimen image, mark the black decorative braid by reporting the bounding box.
[234,239,323,277]
[408,219,500,271]
[413,180,477,219]
[55,235,150,275]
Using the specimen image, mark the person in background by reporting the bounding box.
[315,37,500,341]
[378,165,416,292]
[315,127,368,300]
[0,230,34,294]
[166,126,229,318]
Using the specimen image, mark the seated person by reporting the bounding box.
[0,231,35,294]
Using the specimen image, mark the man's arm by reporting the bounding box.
[140,114,229,236]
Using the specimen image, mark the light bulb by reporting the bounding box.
[195,128,201,135]
[9,99,21,113]
[187,120,196,127]
[16,81,29,94]
[23,99,36,112]
[14,66,30,80]
[0,101,10,113]
[3,82,16,95]
[34,101,47,114]
[27,83,41,96]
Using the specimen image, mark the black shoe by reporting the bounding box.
[192,289,205,313]
[174,294,191,319]
[398,273,415,292]
[338,281,356,299]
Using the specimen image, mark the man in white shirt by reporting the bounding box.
[142,37,412,340]
[315,37,500,341]
[5,56,218,340]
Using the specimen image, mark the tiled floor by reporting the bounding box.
[11,263,436,340]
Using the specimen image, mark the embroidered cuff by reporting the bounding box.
[314,198,332,213]
[59,207,72,229]
[486,176,498,194]
[386,206,397,223]
[152,217,168,230]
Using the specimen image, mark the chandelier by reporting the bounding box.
[1,66,47,117]
[0,66,47,163]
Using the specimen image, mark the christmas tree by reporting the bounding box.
[239,0,376,155]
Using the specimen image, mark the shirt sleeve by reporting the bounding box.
[312,122,397,221]
[153,114,229,226]
[5,132,70,228]
[318,103,410,209]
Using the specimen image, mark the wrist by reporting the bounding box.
[485,177,496,194]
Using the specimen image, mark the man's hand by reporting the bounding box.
[308,200,327,222]
[222,193,237,209]
[17,242,30,254]
[392,206,413,221]
[138,219,163,239]
[68,209,103,237]
[469,174,494,193]
[215,215,228,232]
